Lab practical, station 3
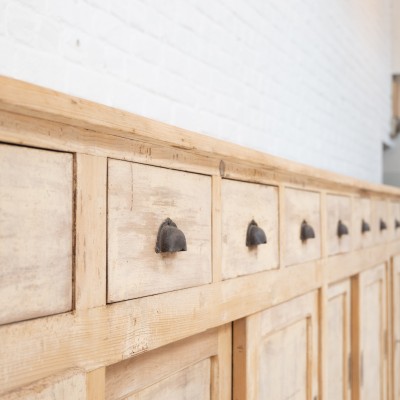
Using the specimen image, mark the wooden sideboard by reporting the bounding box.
[1,76,400,399]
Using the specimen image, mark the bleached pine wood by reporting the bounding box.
[391,201,400,241]
[221,179,279,279]
[211,176,222,282]
[234,291,319,400]
[326,279,351,400]
[392,255,400,399]
[284,188,321,266]
[0,369,86,400]
[107,159,212,302]
[326,194,351,256]
[75,154,107,309]
[87,368,105,400]
[358,264,387,400]
[0,144,73,325]
[352,197,373,250]
[124,358,211,400]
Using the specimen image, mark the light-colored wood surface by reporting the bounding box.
[212,176,223,282]
[352,197,373,250]
[87,368,105,400]
[391,201,400,241]
[234,291,319,399]
[359,264,387,400]
[284,188,321,266]
[107,159,212,302]
[326,279,351,400]
[326,194,351,256]
[392,255,400,399]
[75,154,107,309]
[0,144,73,325]
[124,358,211,400]
[221,179,279,279]
[373,199,392,244]
[0,369,86,400]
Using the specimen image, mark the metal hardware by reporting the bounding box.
[380,219,387,231]
[337,220,349,238]
[246,220,267,247]
[155,218,187,253]
[300,220,315,241]
[396,219,400,229]
[361,219,370,233]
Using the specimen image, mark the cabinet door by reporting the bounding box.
[106,326,231,400]
[358,264,387,400]
[326,280,351,400]
[393,256,400,399]
[233,291,319,400]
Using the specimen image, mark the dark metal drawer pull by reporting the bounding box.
[155,218,187,253]
[246,220,267,247]
[361,219,370,233]
[395,219,400,229]
[380,219,387,231]
[337,220,349,238]
[301,220,315,241]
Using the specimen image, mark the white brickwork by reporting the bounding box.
[0,0,393,182]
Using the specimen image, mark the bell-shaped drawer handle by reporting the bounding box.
[155,218,187,253]
[395,219,400,229]
[337,220,349,238]
[380,219,387,231]
[300,220,315,241]
[246,220,267,247]
[361,219,370,233]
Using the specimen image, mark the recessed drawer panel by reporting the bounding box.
[326,194,351,256]
[221,179,279,280]
[373,199,391,244]
[107,160,211,302]
[284,188,321,266]
[352,197,373,250]
[0,144,73,325]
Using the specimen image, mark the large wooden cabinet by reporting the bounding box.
[0,77,400,399]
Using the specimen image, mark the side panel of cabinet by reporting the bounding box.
[358,264,387,400]
[233,291,319,400]
[326,279,351,400]
[393,255,400,399]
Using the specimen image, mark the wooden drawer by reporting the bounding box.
[221,179,279,280]
[373,199,392,244]
[107,160,212,302]
[0,144,73,326]
[326,194,351,256]
[352,197,373,250]
[390,200,400,240]
[284,188,321,266]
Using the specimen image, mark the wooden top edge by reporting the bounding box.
[1,75,399,197]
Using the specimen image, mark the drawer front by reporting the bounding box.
[373,199,392,244]
[284,188,321,266]
[107,160,211,302]
[352,197,373,250]
[0,144,73,325]
[391,201,400,240]
[326,194,351,256]
[221,179,279,280]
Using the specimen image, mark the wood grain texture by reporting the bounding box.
[87,368,105,400]
[221,179,279,280]
[0,369,86,400]
[107,159,212,302]
[0,144,73,325]
[124,358,211,400]
[326,194,351,256]
[391,201,400,241]
[106,329,218,400]
[326,279,351,400]
[352,197,373,250]
[284,188,321,266]
[392,255,400,399]
[75,154,107,309]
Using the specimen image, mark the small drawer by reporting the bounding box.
[326,194,351,256]
[107,160,211,303]
[221,179,279,280]
[284,188,321,266]
[352,197,373,249]
[0,144,73,325]
[373,199,391,244]
[392,201,400,240]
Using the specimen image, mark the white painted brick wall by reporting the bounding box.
[0,0,393,182]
